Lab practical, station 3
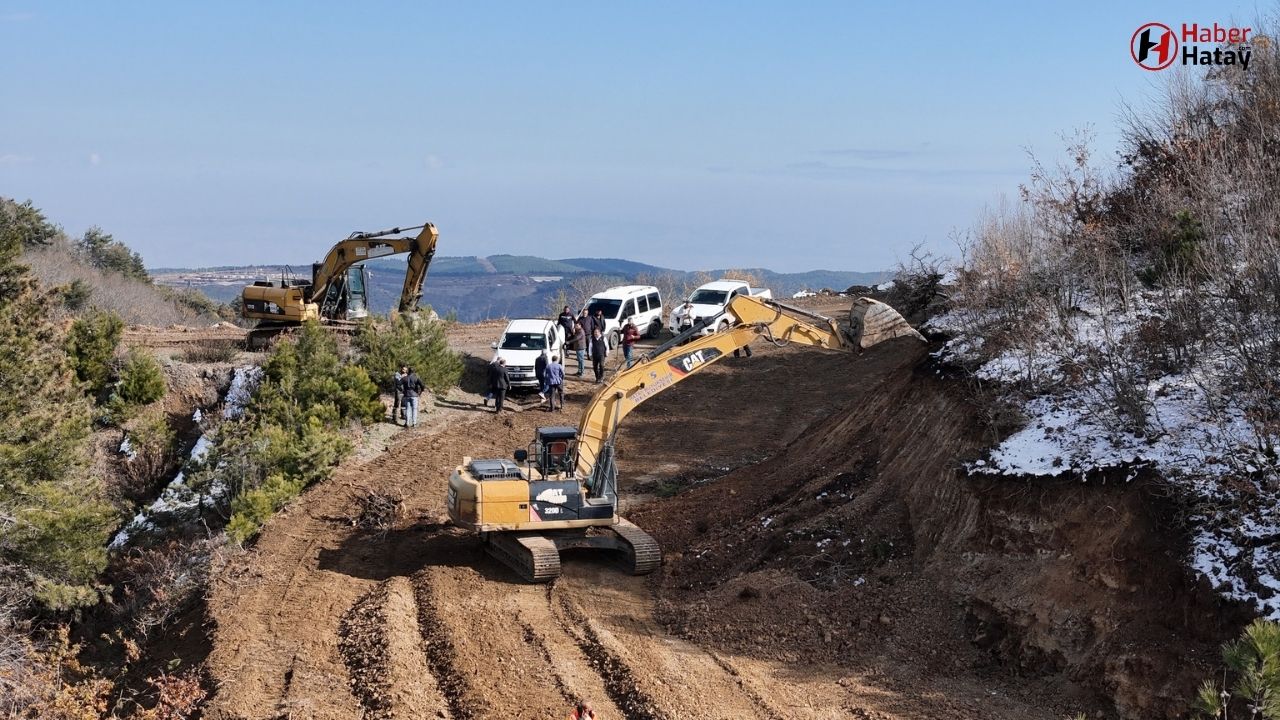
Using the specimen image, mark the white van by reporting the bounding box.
[584,285,664,348]
[491,319,566,390]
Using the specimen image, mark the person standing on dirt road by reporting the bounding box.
[558,305,576,338]
[593,309,609,352]
[673,300,695,333]
[488,357,510,413]
[568,701,596,719]
[400,367,425,428]
[391,366,405,423]
[544,354,565,411]
[570,320,587,376]
[621,320,640,368]
[535,349,549,401]
[590,327,608,383]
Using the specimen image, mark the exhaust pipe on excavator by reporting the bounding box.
[846,297,926,349]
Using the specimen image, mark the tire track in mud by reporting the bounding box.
[412,570,486,720]
[340,578,450,720]
[703,651,784,720]
[510,587,626,718]
[550,587,665,720]
[551,568,781,720]
[519,620,578,705]
[338,583,393,719]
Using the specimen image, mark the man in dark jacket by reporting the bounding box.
[557,305,576,338]
[593,309,608,351]
[590,327,608,383]
[391,366,405,423]
[400,367,425,427]
[535,350,549,401]
[570,321,587,376]
[488,357,510,413]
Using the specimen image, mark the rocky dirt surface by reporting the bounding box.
[197,300,1235,719]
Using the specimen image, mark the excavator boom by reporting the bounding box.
[574,295,924,477]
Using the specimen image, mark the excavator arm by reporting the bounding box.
[310,223,439,311]
[445,293,921,582]
[574,295,924,481]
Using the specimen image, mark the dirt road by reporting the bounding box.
[203,304,1215,719]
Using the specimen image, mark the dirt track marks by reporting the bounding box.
[550,585,664,720]
[413,568,486,719]
[552,566,782,720]
[340,578,449,720]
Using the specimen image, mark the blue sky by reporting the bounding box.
[0,2,1268,272]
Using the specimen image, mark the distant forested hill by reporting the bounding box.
[156,254,888,322]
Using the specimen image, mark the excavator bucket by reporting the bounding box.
[847,297,926,349]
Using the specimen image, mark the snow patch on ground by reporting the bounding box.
[111,366,262,549]
[223,366,262,419]
[939,290,1280,619]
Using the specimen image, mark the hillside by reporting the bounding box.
[3,198,225,326]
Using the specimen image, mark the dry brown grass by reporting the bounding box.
[24,241,219,326]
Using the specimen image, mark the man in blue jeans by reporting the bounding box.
[400,366,425,427]
[571,320,587,376]
[543,354,565,411]
[621,320,640,368]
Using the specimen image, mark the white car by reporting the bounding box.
[669,279,773,335]
[491,319,565,390]
[584,285,664,349]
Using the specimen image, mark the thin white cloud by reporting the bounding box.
[425,154,444,170]
[0,12,34,22]
[821,148,917,160]
[0,154,32,166]
[88,152,101,166]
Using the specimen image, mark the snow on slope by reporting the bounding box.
[930,292,1280,619]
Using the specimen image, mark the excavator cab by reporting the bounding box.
[315,263,369,321]
[515,426,580,480]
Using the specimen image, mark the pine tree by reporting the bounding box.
[0,227,115,610]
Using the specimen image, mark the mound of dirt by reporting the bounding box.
[629,337,1244,719]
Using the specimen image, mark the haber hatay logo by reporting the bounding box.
[1131,22,1259,71]
[1132,23,1177,70]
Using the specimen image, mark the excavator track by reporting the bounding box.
[612,518,661,575]
[484,533,562,583]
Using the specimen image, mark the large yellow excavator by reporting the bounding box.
[447,294,925,582]
[241,222,439,326]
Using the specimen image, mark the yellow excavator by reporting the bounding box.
[447,294,925,581]
[241,222,439,330]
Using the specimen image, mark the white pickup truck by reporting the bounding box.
[490,319,566,390]
[669,279,773,336]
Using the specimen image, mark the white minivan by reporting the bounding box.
[584,285,664,348]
